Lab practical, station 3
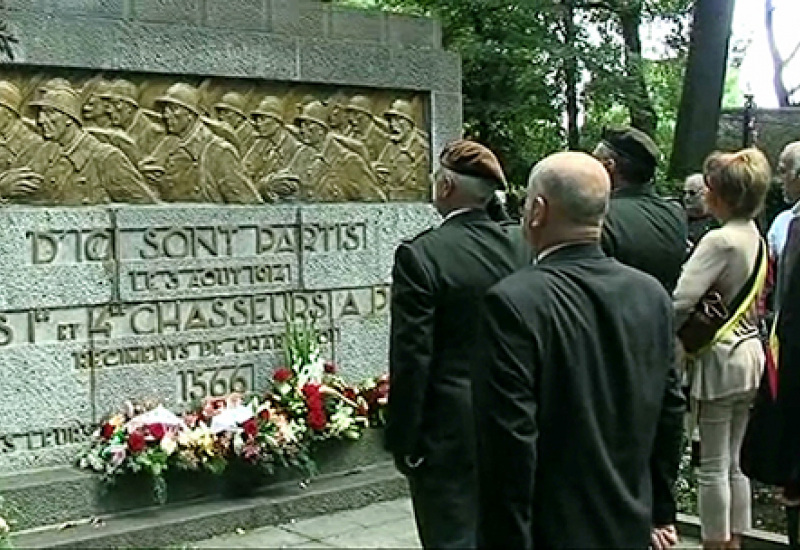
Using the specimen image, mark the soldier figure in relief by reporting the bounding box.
[103,78,166,158]
[375,99,430,200]
[346,95,390,162]
[214,91,257,156]
[242,96,302,202]
[289,100,386,202]
[18,85,158,205]
[141,83,262,204]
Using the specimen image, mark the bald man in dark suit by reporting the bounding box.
[475,152,685,549]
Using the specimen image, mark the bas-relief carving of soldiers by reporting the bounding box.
[289,100,386,202]
[17,85,158,205]
[141,83,262,204]
[327,92,351,136]
[347,95,389,162]
[73,79,142,166]
[375,99,430,200]
[242,96,302,202]
[214,92,256,156]
[0,81,57,202]
[103,79,166,157]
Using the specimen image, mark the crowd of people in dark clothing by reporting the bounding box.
[385,129,800,549]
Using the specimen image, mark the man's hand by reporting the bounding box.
[650,525,678,550]
[0,168,42,198]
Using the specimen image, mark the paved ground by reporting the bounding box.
[188,497,700,549]
[190,498,420,549]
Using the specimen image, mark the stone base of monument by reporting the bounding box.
[6,429,406,548]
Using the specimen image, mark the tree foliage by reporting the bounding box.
[336,0,692,189]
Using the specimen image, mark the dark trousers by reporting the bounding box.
[788,506,799,549]
[408,465,477,549]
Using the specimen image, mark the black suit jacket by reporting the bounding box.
[386,209,529,471]
[602,185,688,294]
[476,244,685,549]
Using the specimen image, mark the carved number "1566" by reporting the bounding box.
[179,364,254,402]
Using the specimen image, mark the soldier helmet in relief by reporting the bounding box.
[347,95,373,116]
[215,91,248,118]
[30,86,83,123]
[440,139,507,191]
[250,96,284,121]
[154,83,202,115]
[295,100,329,129]
[100,79,139,107]
[384,99,415,125]
[0,81,22,116]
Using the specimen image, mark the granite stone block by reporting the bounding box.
[0,342,94,473]
[392,47,461,92]
[299,39,392,88]
[8,12,125,70]
[132,0,202,25]
[334,315,389,381]
[388,14,437,48]
[431,92,463,157]
[270,0,327,39]
[205,0,267,31]
[299,203,437,291]
[329,6,385,43]
[116,23,298,79]
[40,0,127,18]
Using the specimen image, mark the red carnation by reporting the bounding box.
[100,423,115,440]
[324,361,338,374]
[308,409,327,431]
[148,423,166,440]
[243,418,259,437]
[258,409,271,422]
[128,430,146,453]
[302,383,321,399]
[273,367,293,383]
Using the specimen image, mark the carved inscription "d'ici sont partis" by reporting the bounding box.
[0,72,431,206]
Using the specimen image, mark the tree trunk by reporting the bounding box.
[765,0,791,107]
[618,2,657,137]
[667,0,736,180]
[563,0,581,149]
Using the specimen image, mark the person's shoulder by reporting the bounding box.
[612,259,671,302]
[488,265,541,301]
[769,209,794,232]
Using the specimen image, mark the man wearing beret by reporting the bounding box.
[386,139,530,548]
[593,126,687,548]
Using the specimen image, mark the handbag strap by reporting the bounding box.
[710,238,767,345]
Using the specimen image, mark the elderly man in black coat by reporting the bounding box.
[386,139,529,548]
[475,152,685,549]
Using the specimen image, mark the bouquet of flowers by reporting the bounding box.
[77,321,389,503]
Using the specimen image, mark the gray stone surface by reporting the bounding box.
[132,0,203,25]
[0,0,460,474]
[205,0,267,31]
[329,6,386,43]
[388,14,440,48]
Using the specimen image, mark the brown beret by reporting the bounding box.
[601,125,661,167]
[440,139,507,190]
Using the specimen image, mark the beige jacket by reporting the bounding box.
[673,219,765,400]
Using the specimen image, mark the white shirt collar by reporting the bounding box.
[443,208,475,223]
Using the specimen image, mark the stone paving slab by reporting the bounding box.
[190,497,700,549]
[191,498,420,549]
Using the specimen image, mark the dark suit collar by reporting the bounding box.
[536,242,605,266]
[441,208,491,226]
[612,183,655,198]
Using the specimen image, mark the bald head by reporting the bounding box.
[528,152,611,227]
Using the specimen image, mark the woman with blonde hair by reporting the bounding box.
[674,148,770,550]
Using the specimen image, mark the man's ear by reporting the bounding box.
[439,172,455,199]
[529,195,547,229]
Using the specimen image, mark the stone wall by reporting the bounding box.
[0,0,459,472]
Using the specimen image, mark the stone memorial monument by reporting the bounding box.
[0,0,461,487]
